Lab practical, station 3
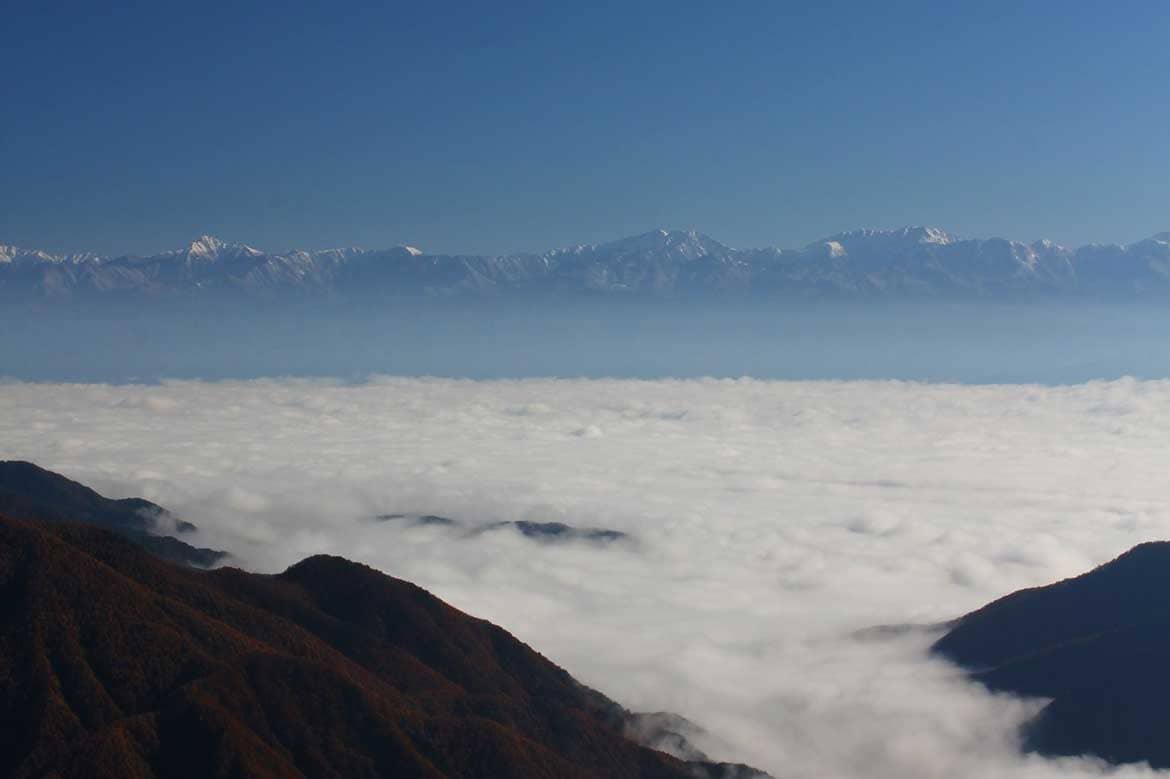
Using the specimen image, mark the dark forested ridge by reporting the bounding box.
[933,542,1170,767]
[0,460,225,567]
[0,513,766,778]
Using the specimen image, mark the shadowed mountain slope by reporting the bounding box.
[0,460,225,567]
[932,542,1170,767]
[0,514,765,778]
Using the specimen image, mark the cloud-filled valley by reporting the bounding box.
[3,376,1169,777]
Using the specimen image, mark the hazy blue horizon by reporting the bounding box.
[3,299,1166,386]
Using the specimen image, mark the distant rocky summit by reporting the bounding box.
[6,226,1170,301]
[933,542,1170,768]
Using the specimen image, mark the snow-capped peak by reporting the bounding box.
[821,226,955,247]
[595,228,727,256]
[183,235,264,261]
[187,235,228,255]
[907,226,954,245]
[823,240,847,258]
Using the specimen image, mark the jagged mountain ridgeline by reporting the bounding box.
[5,227,1170,301]
[0,464,768,779]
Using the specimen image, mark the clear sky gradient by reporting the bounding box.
[4,1,1169,256]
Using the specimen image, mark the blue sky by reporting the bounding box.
[4,1,1169,256]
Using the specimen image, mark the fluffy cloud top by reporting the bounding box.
[2,376,1168,777]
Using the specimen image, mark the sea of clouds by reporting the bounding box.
[2,376,1168,777]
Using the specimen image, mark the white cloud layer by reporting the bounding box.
[2,376,1169,777]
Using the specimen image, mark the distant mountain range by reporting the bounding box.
[5,227,1170,301]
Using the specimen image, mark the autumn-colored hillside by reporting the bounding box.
[0,514,761,778]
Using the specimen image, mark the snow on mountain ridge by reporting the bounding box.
[11,227,1168,265]
[822,241,847,258]
[0,245,96,265]
[816,225,956,248]
[4,227,1170,299]
[182,234,265,261]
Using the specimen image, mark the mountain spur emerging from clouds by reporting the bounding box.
[5,227,1170,300]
